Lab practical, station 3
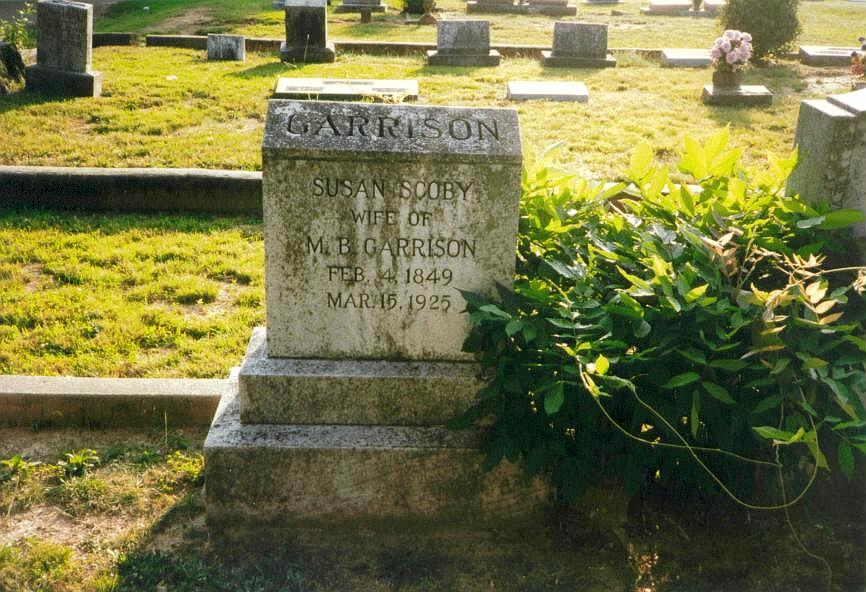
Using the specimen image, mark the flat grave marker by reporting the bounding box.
[273,77,419,101]
[506,80,589,102]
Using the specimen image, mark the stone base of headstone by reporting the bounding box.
[506,80,589,102]
[660,48,711,68]
[24,65,102,98]
[798,46,858,67]
[541,50,617,68]
[238,329,468,424]
[204,375,551,539]
[280,41,336,63]
[427,50,501,67]
[701,84,773,107]
[207,34,245,61]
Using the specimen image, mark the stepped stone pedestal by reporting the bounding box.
[205,100,548,541]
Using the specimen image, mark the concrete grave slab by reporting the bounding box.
[701,84,773,107]
[506,80,588,102]
[273,76,419,101]
[799,45,859,67]
[641,0,692,14]
[660,48,711,67]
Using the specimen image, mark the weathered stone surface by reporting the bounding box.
[25,65,101,97]
[34,0,92,72]
[542,22,616,68]
[261,100,521,360]
[0,374,223,427]
[660,48,711,68]
[701,84,773,107]
[434,20,490,55]
[25,0,101,97]
[205,382,550,530]
[238,328,482,425]
[427,49,501,66]
[799,45,857,67]
[788,89,866,237]
[207,34,245,61]
[273,76,418,101]
[506,80,588,102]
[281,0,335,63]
[0,42,25,95]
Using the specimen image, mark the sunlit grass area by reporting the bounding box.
[93,0,866,48]
[0,46,827,179]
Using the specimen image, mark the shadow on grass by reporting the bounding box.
[0,87,79,116]
[229,61,290,79]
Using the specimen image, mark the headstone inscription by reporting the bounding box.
[542,22,616,68]
[207,34,245,61]
[25,0,102,97]
[204,101,548,539]
[788,88,866,238]
[281,0,335,63]
[427,20,501,67]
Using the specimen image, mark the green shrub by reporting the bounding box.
[454,132,866,507]
[0,2,36,49]
[720,0,800,60]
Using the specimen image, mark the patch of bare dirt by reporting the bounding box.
[154,7,217,36]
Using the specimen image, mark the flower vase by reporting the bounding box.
[712,70,742,89]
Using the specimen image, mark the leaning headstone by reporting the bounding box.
[25,0,102,97]
[0,42,26,95]
[799,46,859,67]
[506,80,589,102]
[427,20,501,67]
[660,48,711,68]
[280,0,335,63]
[542,22,616,68]
[787,88,866,237]
[204,100,548,542]
[640,0,691,14]
[207,34,245,61]
[273,77,419,101]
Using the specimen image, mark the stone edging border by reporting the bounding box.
[0,375,226,428]
[0,166,263,215]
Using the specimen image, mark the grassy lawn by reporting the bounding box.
[0,210,263,378]
[0,46,837,179]
[92,0,866,48]
[0,428,863,591]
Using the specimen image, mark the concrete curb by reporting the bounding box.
[0,375,224,428]
[0,166,263,215]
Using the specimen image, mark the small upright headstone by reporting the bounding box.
[541,22,616,68]
[427,20,501,67]
[524,0,577,16]
[788,88,866,237]
[25,0,102,97]
[207,34,245,61]
[281,0,335,63]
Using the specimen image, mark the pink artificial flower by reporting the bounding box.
[724,30,739,40]
[711,47,723,59]
[726,52,737,64]
[741,32,752,43]
[721,40,732,52]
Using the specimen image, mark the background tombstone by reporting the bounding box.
[542,22,617,68]
[25,0,102,97]
[427,20,501,67]
[280,0,335,63]
[334,0,386,22]
[204,100,548,542]
[788,88,866,238]
[207,34,245,61]
[524,0,577,16]
[466,0,519,14]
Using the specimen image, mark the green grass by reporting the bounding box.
[93,0,866,48]
[0,46,820,179]
[0,428,863,592]
[0,210,263,378]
